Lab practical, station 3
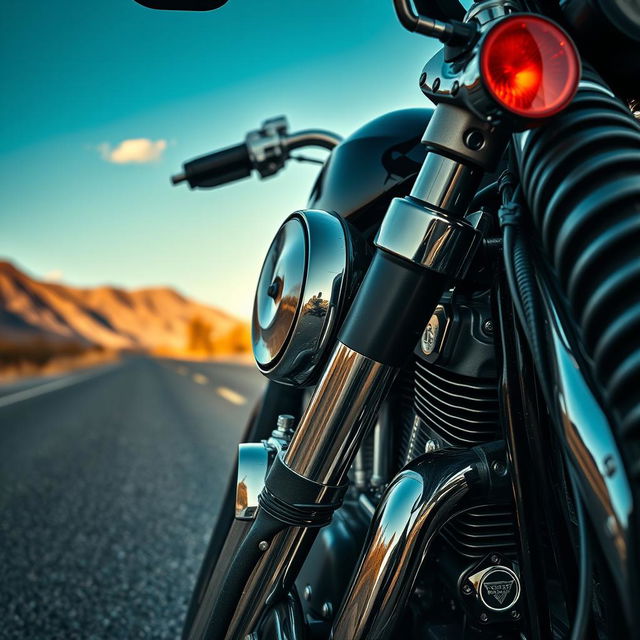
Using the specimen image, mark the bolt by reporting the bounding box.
[464,128,485,151]
[258,540,269,552]
[491,460,507,477]
[419,72,427,86]
[276,414,295,433]
[433,78,441,91]
[322,602,333,619]
[480,612,489,623]
[490,554,501,564]
[511,609,520,620]
[603,454,616,477]
[483,319,494,334]
[462,583,473,595]
[451,81,459,96]
[303,584,312,602]
[425,439,438,454]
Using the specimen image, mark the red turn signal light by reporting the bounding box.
[480,15,580,119]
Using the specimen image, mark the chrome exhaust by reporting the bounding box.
[331,442,508,640]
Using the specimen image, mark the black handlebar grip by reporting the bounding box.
[181,143,252,189]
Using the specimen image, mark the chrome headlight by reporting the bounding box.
[252,209,367,387]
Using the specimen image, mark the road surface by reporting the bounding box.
[0,356,265,639]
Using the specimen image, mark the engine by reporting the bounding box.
[252,207,521,636]
[292,286,521,636]
[396,289,518,563]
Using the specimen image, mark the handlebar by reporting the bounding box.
[171,143,251,188]
[171,117,342,190]
[284,129,343,152]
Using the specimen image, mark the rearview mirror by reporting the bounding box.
[134,0,228,10]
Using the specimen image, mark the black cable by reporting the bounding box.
[568,466,593,640]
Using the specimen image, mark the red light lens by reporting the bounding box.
[480,15,580,118]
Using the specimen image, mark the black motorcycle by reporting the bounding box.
[136,0,640,638]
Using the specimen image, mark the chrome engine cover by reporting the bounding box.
[252,209,366,387]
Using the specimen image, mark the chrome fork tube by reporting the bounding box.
[224,343,395,639]
[284,343,395,484]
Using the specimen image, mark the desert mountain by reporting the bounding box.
[0,260,245,353]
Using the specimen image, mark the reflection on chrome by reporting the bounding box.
[235,442,270,520]
[539,276,633,620]
[284,342,395,485]
[225,342,396,639]
[375,196,481,277]
[331,446,502,640]
[252,209,364,387]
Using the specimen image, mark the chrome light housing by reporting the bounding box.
[252,209,367,387]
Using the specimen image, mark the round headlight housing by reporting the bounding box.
[252,209,367,387]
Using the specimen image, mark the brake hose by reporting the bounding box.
[569,467,592,640]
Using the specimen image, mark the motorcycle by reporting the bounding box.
[135,0,640,638]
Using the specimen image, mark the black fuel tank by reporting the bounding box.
[307,108,433,227]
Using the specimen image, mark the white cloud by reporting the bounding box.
[44,269,64,283]
[98,138,167,164]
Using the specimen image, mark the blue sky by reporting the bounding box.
[1,0,440,317]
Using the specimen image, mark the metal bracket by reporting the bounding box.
[245,116,289,179]
[235,442,272,520]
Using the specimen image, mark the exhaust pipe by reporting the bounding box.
[331,442,509,640]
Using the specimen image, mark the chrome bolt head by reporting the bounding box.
[491,460,507,477]
[303,584,312,601]
[462,583,473,595]
[258,540,269,552]
[321,602,333,619]
[425,439,438,454]
[480,612,489,623]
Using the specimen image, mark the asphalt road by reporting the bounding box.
[0,356,265,639]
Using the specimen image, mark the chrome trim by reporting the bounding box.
[284,342,395,485]
[235,443,271,520]
[252,210,351,387]
[375,197,481,277]
[246,116,289,179]
[411,153,481,214]
[464,0,519,24]
[285,129,343,151]
[331,447,495,640]
[421,304,450,358]
[469,565,521,612]
[245,117,341,180]
[252,216,306,371]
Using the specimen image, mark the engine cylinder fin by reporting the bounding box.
[396,355,516,561]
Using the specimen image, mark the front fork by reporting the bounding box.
[189,103,509,640]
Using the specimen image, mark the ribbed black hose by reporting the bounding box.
[518,66,640,474]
